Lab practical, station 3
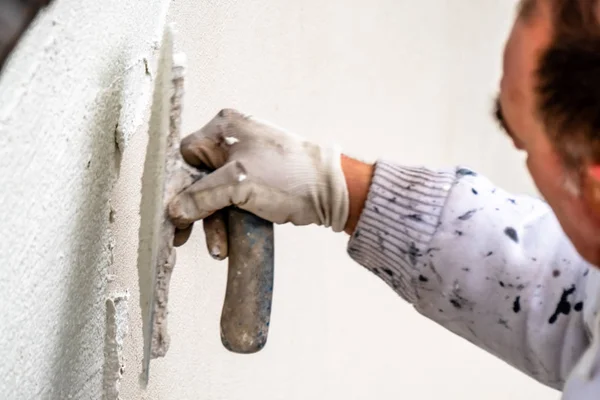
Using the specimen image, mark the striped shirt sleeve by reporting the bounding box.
[347,160,596,392]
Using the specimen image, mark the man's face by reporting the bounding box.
[496,0,600,264]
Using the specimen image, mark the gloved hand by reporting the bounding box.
[168,109,350,258]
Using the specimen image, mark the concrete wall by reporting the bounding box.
[1,0,557,399]
[0,0,170,398]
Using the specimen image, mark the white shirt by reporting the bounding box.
[347,160,600,398]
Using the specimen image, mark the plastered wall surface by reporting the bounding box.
[0,0,170,398]
[0,0,558,399]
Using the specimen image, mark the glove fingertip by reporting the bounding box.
[203,211,229,261]
[208,244,228,261]
[174,225,193,247]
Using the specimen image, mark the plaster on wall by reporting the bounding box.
[103,291,130,399]
[0,0,170,398]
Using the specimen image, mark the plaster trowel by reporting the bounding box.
[137,26,274,387]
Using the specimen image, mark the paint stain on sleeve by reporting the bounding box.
[407,214,423,222]
[513,296,521,313]
[504,227,519,243]
[458,209,477,221]
[456,168,477,177]
[553,269,561,278]
[549,285,576,324]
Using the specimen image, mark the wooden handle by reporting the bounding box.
[220,207,274,353]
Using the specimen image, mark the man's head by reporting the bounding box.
[496,0,600,264]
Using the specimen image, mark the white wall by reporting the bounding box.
[0,0,170,398]
[0,0,557,399]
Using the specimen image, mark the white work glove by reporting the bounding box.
[168,109,349,258]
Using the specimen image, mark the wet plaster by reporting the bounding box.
[0,0,170,398]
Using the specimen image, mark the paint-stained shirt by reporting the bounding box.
[347,160,600,398]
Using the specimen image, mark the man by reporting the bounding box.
[168,0,600,398]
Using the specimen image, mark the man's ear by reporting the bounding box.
[583,165,600,217]
[588,166,600,181]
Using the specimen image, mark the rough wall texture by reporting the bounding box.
[0,0,169,398]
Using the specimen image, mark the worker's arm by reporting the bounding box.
[345,156,593,390]
[168,109,593,390]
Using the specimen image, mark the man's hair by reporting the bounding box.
[537,0,600,169]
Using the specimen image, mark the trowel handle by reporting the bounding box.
[220,207,274,353]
